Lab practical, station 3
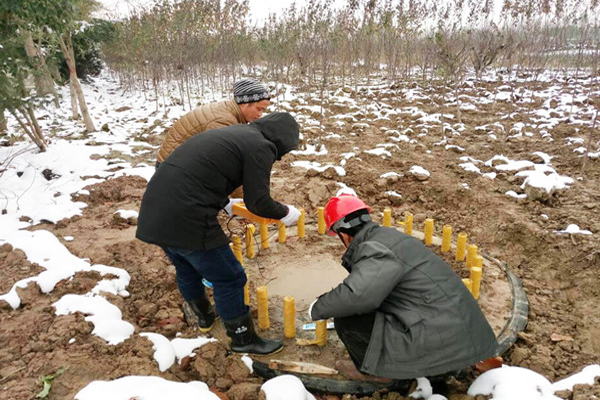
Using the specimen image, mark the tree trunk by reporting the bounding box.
[184,68,192,110]
[11,107,47,152]
[580,109,598,177]
[23,31,56,97]
[0,107,6,133]
[69,76,80,119]
[59,33,96,133]
[153,74,159,112]
[454,81,462,125]
[26,105,46,149]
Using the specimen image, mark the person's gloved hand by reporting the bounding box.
[224,198,243,216]
[308,299,318,321]
[280,205,301,226]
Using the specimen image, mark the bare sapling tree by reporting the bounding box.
[360,0,380,85]
[432,25,470,123]
[580,109,598,177]
[397,0,427,80]
[58,31,95,131]
[379,1,401,81]
[470,24,505,81]
[316,5,335,136]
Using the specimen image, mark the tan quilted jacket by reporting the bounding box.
[157,99,246,163]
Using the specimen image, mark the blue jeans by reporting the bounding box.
[162,244,248,320]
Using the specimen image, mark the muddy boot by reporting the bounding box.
[223,311,283,355]
[183,295,217,333]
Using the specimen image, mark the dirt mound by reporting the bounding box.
[189,342,257,393]
[0,243,44,295]
[77,175,147,206]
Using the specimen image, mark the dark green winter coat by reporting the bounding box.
[311,222,498,379]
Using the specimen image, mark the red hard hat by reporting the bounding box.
[324,194,372,236]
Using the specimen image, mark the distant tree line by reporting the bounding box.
[1,0,599,151]
[102,0,600,109]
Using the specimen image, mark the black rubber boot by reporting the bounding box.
[183,295,217,333]
[223,311,283,355]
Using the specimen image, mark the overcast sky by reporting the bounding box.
[94,0,591,27]
[95,0,345,23]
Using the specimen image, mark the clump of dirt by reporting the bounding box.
[190,342,253,390]
[0,243,44,295]
[76,175,147,206]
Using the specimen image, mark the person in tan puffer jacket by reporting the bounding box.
[156,78,271,165]
[156,79,270,198]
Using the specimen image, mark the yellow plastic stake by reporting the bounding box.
[462,278,473,293]
[283,296,296,339]
[442,225,452,252]
[257,286,269,329]
[232,235,244,266]
[424,218,434,245]
[383,208,392,227]
[315,320,327,347]
[456,233,467,261]
[260,223,269,250]
[244,283,250,306]
[278,222,286,243]
[466,244,478,268]
[404,213,413,235]
[474,255,484,269]
[317,207,326,235]
[470,267,482,300]
[298,209,306,238]
[245,224,256,259]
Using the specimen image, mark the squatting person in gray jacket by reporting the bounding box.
[308,194,498,382]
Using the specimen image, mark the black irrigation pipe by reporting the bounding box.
[483,251,529,356]
[251,250,529,396]
[252,361,413,395]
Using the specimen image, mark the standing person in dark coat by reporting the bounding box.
[308,194,498,382]
[137,112,301,355]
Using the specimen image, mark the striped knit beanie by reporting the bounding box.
[233,79,270,104]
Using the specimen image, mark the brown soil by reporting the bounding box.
[1,77,599,400]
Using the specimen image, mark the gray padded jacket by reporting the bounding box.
[311,222,498,379]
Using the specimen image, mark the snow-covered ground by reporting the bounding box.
[1,70,599,399]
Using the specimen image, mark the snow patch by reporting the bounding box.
[291,161,346,176]
[53,294,135,345]
[75,376,218,400]
[468,366,561,400]
[260,375,316,400]
[553,224,592,235]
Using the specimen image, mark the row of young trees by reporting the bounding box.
[2,0,599,151]
[102,0,600,110]
[0,0,110,151]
